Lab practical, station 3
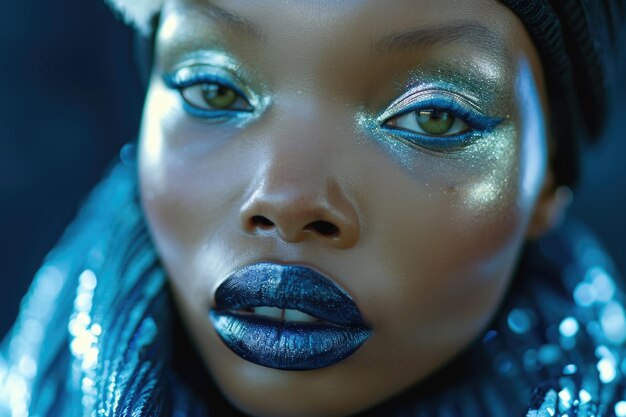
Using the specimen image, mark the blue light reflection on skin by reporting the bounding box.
[515,57,547,201]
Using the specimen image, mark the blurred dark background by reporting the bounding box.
[0,1,143,337]
[0,2,625,339]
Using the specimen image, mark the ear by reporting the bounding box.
[526,170,573,240]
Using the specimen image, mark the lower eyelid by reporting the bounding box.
[381,125,483,152]
[382,123,477,138]
[179,101,240,119]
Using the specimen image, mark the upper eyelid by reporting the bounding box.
[381,89,479,118]
[162,67,249,97]
[380,90,503,131]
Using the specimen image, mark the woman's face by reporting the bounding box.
[139,0,551,415]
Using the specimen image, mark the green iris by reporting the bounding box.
[416,109,455,135]
[202,84,238,109]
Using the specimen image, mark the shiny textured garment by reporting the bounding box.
[2,150,626,416]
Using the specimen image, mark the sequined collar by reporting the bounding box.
[2,158,625,417]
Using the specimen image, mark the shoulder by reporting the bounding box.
[492,221,626,415]
[0,156,164,416]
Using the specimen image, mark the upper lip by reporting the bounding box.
[213,262,368,327]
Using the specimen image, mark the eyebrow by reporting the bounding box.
[189,1,264,39]
[373,21,507,56]
[180,4,504,59]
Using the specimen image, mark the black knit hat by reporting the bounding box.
[498,0,626,186]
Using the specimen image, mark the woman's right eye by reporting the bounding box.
[180,82,252,113]
[162,67,255,119]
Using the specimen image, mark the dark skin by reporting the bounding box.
[138,0,564,415]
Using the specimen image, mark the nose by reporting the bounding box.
[239,168,361,249]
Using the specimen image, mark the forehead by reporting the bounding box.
[159,0,520,59]
[156,0,540,109]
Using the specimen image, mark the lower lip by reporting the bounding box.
[210,310,371,371]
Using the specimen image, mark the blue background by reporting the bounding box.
[1,2,625,339]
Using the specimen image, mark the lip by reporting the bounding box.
[209,262,371,370]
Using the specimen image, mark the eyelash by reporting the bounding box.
[162,69,254,120]
[380,95,503,151]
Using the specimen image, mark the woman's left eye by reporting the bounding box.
[379,94,504,151]
[384,108,470,137]
[180,82,252,112]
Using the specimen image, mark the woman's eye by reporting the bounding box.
[384,108,471,137]
[162,66,257,119]
[180,82,252,112]
[378,92,505,152]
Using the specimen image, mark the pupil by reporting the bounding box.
[202,84,237,109]
[203,85,224,98]
[416,109,455,135]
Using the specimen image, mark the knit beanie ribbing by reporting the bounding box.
[498,0,625,186]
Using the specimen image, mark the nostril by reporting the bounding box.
[305,220,340,238]
[251,215,275,230]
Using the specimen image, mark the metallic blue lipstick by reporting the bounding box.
[209,263,371,370]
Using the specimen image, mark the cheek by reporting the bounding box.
[359,71,547,357]
[359,146,522,335]
[138,80,254,295]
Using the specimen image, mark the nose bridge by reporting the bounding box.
[271,90,343,154]
[253,96,338,203]
[238,101,361,249]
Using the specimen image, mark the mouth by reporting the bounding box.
[209,262,371,371]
